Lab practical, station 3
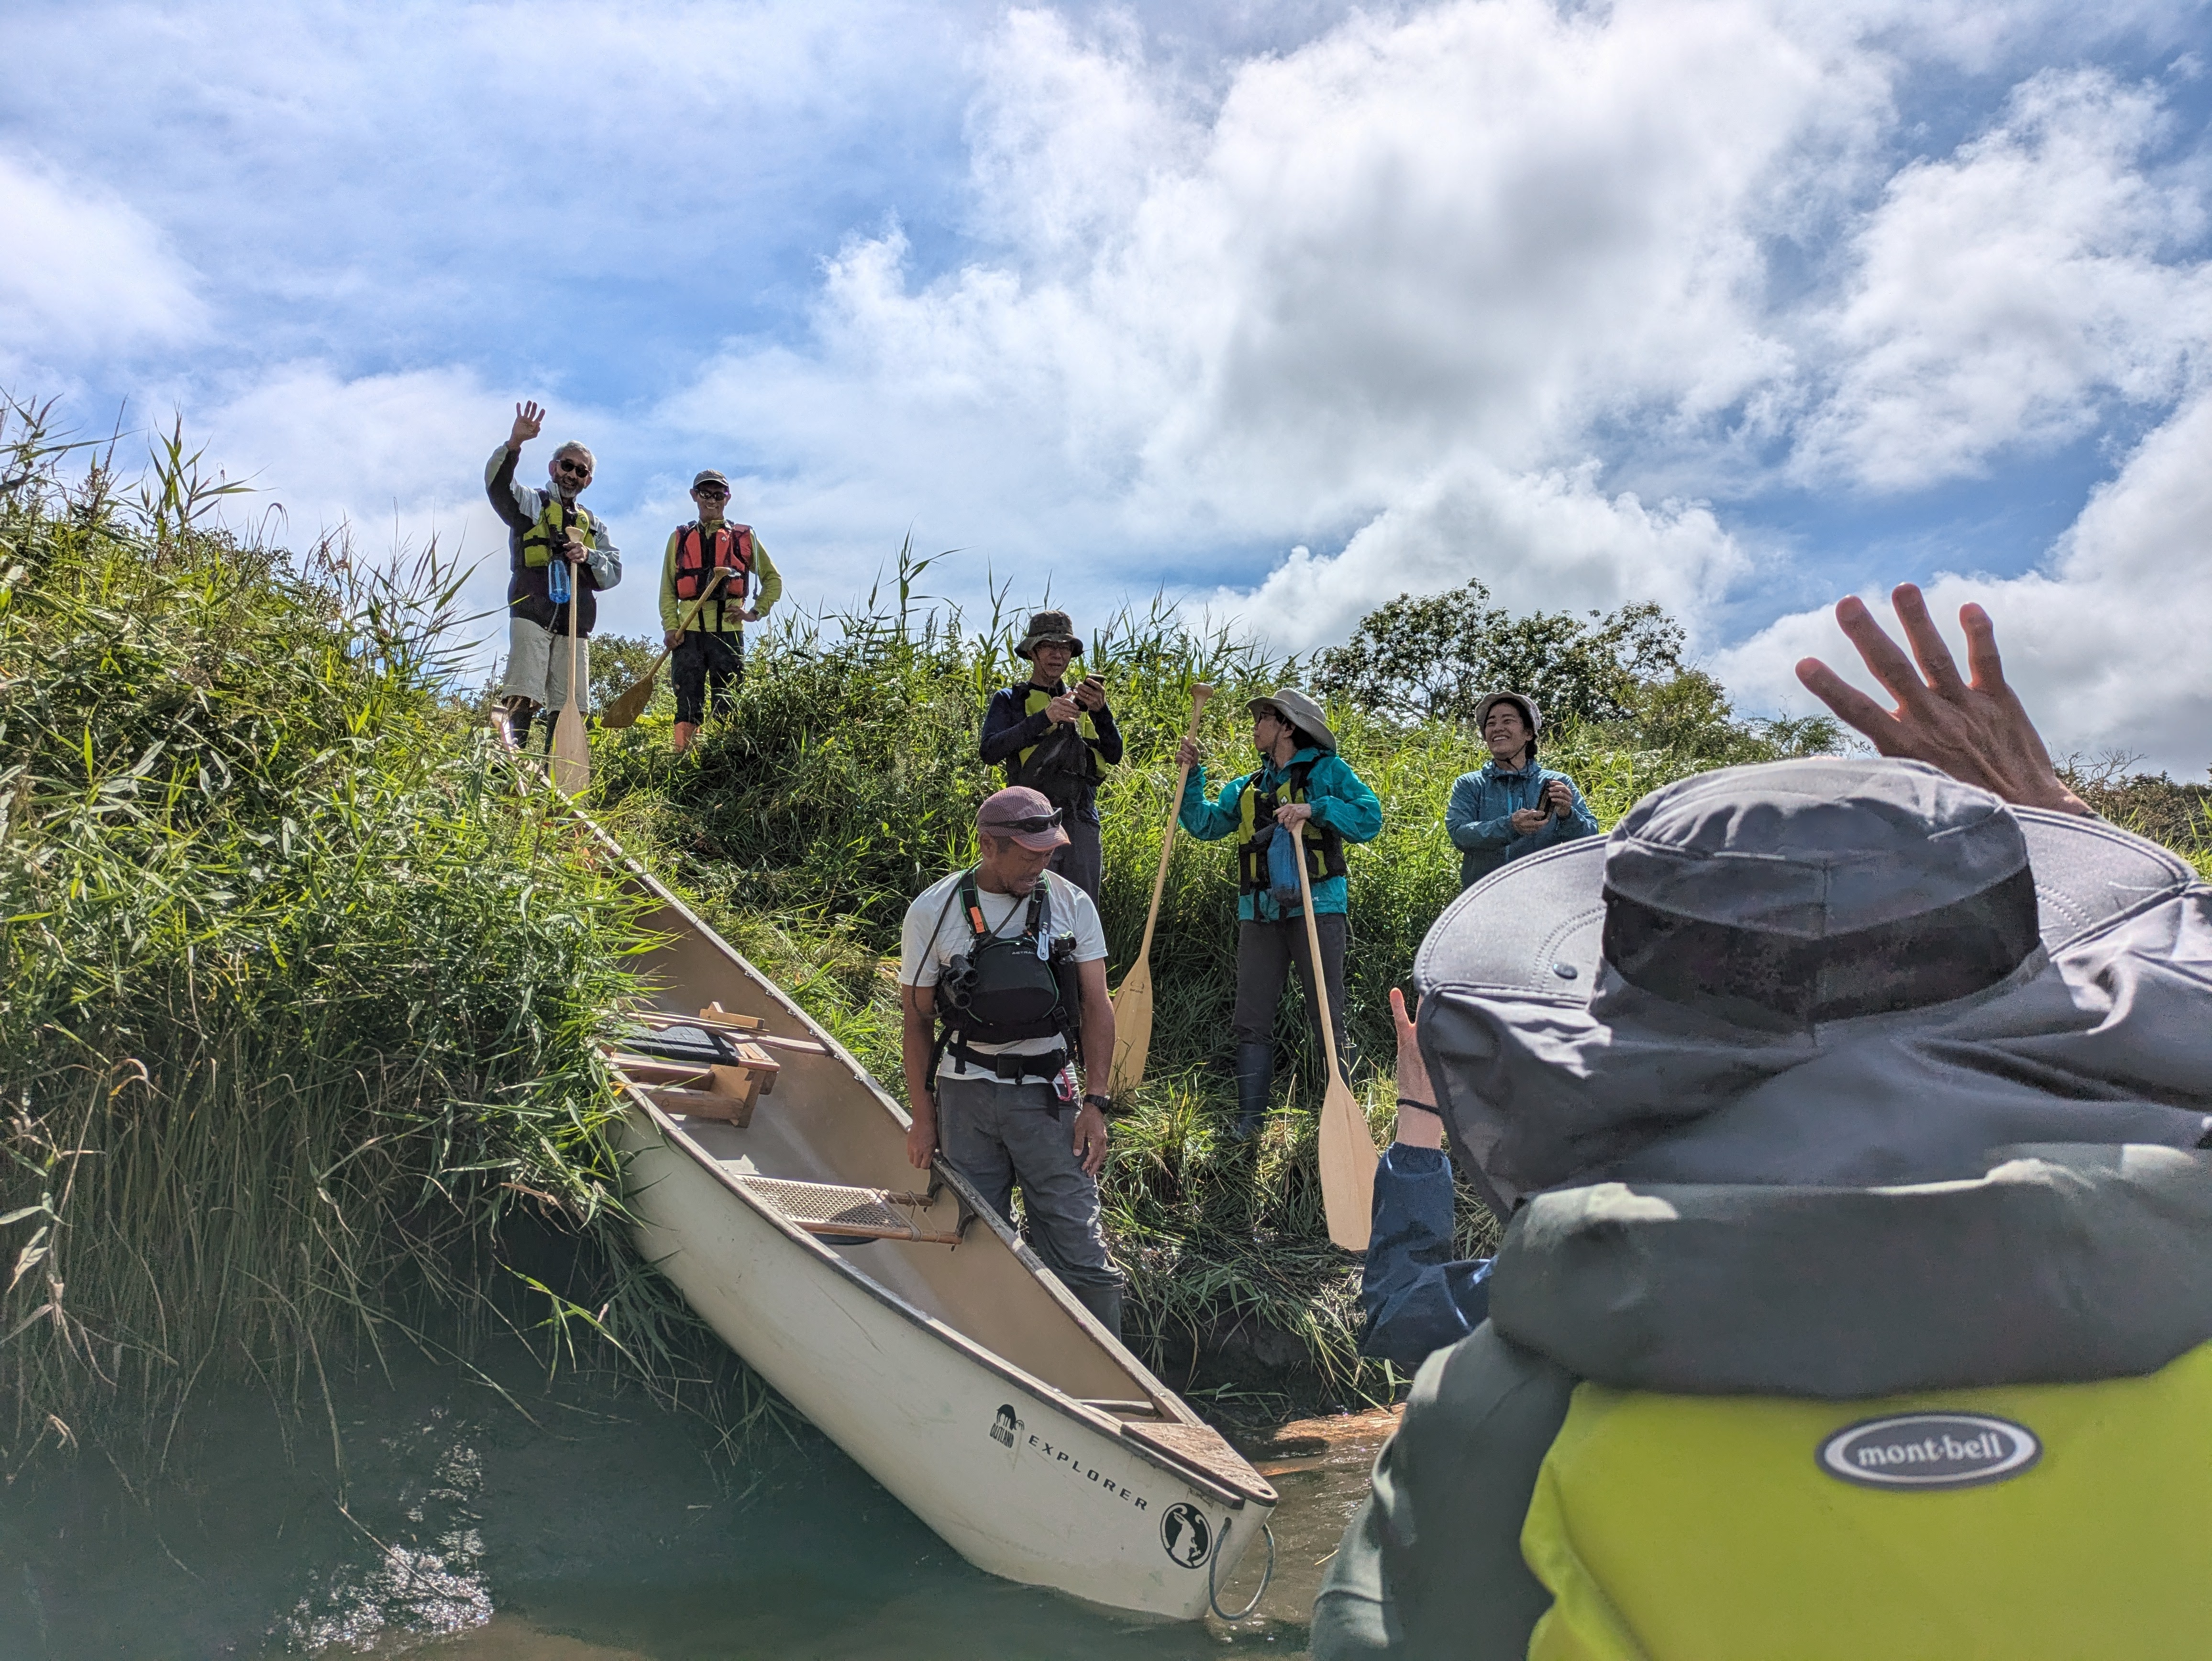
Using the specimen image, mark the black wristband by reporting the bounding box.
[1084,1092,1113,1115]
[1396,1098,1442,1117]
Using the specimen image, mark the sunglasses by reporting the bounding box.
[694,484,729,498]
[556,459,592,477]
[984,810,1064,834]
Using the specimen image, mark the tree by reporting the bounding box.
[1315,579,1685,726]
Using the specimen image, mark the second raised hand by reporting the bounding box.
[1793,583,2088,815]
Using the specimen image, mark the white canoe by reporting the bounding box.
[601,849,1279,1620]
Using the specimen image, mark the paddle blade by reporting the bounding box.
[1106,960,1154,1097]
[599,658,663,731]
[1316,1072,1378,1252]
[552,708,591,796]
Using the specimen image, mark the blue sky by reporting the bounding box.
[5,0,2210,769]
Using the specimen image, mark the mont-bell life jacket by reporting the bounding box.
[929,871,1082,1082]
[1236,760,1346,896]
[1520,1342,2212,1659]
[1004,686,1107,810]
[672,521,755,631]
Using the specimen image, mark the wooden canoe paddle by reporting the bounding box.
[1291,808,1377,1252]
[551,559,591,796]
[1106,682,1212,1097]
[600,566,733,731]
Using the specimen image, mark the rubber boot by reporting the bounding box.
[672,720,698,754]
[498,697,536,751]
[1232,1042,1273,1141]
[533,707,558,752]
[1073,1279,1123,1340]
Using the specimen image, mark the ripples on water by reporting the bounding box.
[0,1358,1395,1660]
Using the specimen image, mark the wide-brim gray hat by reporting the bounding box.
[1415,756,2212,1213]
[1248,687,1338,754]
[1015,610,1082,660]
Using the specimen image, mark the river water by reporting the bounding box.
[0,1358,1394,1660]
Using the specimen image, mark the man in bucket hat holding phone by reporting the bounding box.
[979,610,1123,908]
[1316,584,2212,1658]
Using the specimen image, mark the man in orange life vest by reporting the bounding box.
[657,468,784,753]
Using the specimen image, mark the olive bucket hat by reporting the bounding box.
[1248,687,1338,754]
[1015,611,1082,661]
[1413,756,2212,1215]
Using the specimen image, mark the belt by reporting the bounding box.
[947,1041,1068,1084]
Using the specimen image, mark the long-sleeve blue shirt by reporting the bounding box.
[1358,1143,1493,1372]
[1178,747,1382,921]
[1444,759,1600,889]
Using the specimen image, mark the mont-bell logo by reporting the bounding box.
[1818,1412,2041,1490]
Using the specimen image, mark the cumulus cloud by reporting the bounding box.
[1717,386,2212,775]
[1792,69,2212,489]
[0,149,203,358]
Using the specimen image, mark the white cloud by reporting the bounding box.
[1199,459,1752,654]
[1792,69,2212,489]
[1717,386,2212,775]
[0,149,203,357]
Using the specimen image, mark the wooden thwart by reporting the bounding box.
[732,1174,962,1246]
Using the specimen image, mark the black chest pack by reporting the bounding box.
[929,871,1084,1084]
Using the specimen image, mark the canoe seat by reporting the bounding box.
[732,1174,964,1247]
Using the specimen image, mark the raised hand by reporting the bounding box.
[1389,987,1443,1150]
[509,400,545,450]
[1794,583,2088,816]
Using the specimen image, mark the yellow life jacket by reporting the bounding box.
[1235,759,1346,893]
[520,496,598,569]
[1521,1338,2212,1661]
[1006,686,1107,793]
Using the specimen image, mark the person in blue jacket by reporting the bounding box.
[1358,984,1493,1370]
[1444,692,1598,888]
[1176,688,1383,1140]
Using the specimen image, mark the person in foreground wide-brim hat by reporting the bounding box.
[978,610,1123,908]
[895,786,1125,1336]
[1313,583,2212,1660]
[657,468,785,753]
[1443,691,1600,888]
[1175,687,1382,1140]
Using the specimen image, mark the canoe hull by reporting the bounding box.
[618,1110,1271,1620]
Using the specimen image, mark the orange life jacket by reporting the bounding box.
[672,521,754,600]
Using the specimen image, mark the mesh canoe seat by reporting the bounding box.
[731,1174,963,1246]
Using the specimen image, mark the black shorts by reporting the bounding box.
[671,629,744,724]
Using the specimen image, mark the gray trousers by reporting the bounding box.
[935,1074,1124,1334]
[1047,815,1103,911]
[1233,912,1349,1059]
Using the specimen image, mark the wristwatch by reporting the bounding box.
[1084,1092,1113,1115]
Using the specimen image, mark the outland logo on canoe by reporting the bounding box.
[1160,1502,1211,1569]
[991,1403,1023,1448]
[1818,1413,2041,1490]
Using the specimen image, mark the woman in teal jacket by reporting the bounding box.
[1445,691,1598,888]
[1176,688,1382,1138]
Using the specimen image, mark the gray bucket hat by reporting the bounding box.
[1415,757,2212,1213]
[1474,691,1541,754]
[1015,610,1082,660]
[1248,687,1338,754]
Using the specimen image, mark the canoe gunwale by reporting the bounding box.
[578,813,1275,1511]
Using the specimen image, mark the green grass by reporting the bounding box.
[0,400,780,1472]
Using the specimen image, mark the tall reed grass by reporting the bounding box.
[0,401,736,1470]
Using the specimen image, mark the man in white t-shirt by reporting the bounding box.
[899,786,1124,1336]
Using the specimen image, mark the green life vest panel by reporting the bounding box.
[520,497,597,569]
[1235,759,1347,893]
[1520,1338,2212,1661]
[1006,686,1106,801]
